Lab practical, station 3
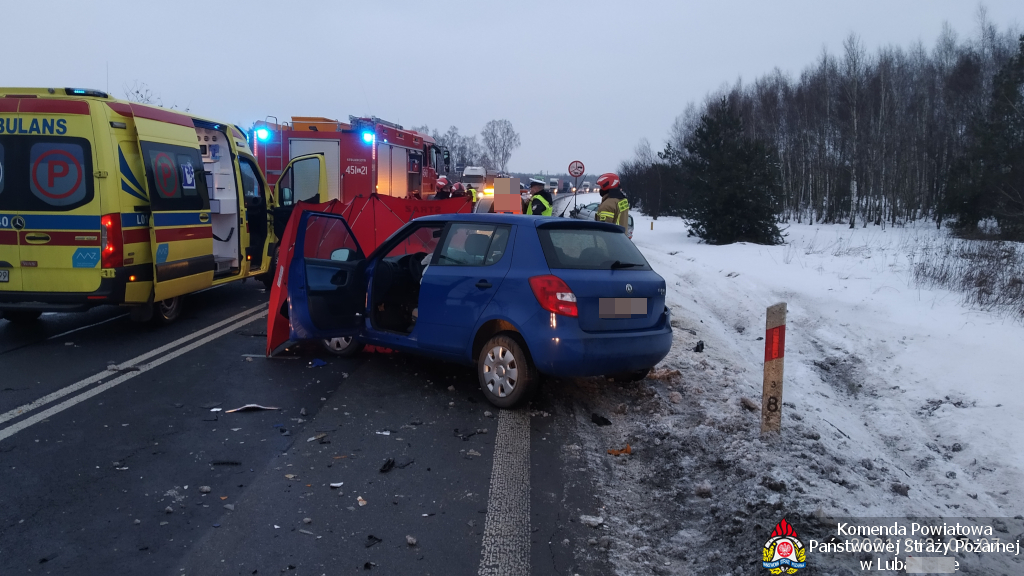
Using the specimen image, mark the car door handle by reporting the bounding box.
[25,233,51,244]
[475,280,492,289]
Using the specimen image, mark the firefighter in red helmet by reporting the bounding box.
[595,172,629,230]
[435,176,452,200]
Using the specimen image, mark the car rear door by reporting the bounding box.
[417,222,515,355]
[286,211,367,341]
[134,108,213,301]
[536,223,665,332]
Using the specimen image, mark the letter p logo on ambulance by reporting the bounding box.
[30,143,86,206]
[762,519,806,574]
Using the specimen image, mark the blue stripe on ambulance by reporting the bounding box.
[152,212,205,227]
[0,214,100,230]
[121,213,149,228]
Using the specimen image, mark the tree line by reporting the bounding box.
[413,120,521,174]
[621,12,1024,242]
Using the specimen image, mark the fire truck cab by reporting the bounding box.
[251,116,449,237]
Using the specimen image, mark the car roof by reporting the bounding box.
[414,213,623,233]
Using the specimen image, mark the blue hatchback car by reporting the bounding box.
[286,212,673,407]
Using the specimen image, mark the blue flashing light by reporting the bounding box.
[255,128,270,141]
[361,131,374,143]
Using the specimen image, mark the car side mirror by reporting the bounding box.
[330,248,352,261]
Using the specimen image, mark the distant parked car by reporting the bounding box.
[569,202,634,239]
[285,212,671,407]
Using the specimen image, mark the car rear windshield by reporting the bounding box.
[0,136,95,211]
[537,227,651,270]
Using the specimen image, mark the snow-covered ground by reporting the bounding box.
[558,210,1024,575]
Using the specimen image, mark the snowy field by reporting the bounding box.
[550,201,1024,575]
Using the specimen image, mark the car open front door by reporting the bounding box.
[134,111,214,301]
[286,211,367,341]
[272,153,328,240]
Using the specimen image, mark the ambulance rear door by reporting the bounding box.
[132,106,213,301]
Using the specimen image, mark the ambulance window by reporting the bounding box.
[279,157,320,206]
[0,136,95,211]
[140,142,209,211]
[238,159,262,199]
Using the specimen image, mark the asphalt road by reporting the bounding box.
[0,281,609,576]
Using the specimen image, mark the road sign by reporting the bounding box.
[568,160,585,178]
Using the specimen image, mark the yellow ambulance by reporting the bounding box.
[0,88,327,323]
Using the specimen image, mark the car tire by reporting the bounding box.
[606,368,651,383]
[154,297,183,324]
[3,310,42,323]
[477,333,536,408]
[322,337,365,357]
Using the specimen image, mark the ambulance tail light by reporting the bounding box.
[100,214,123,269]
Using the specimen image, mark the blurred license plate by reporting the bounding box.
[599,297,646,318]
[0,270,8,282]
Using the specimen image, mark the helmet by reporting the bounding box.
[452,182,464,192]
[436,176,449,189]
[596,172,620,192]
[529,178,545,187]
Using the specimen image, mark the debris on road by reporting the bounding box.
[198,486,211,494]
[395,459,415,469]
[607,445,632,456]
[467,449,481,457]
[308,359,327,368]
[484,411,493,418]
[285,474,297,480]
[739,397,759,411]
[375,430,391,436]
[579,515,604,528]
[357,496,367,506]
[300,407,307,416]
[200,402,222,409]
[447,385,455,391]
[329,482,344,489]
[303,517,312,524]
[299,529,315,536]
[363,562,377,569]
[365,535,382,548]
[279,428,291,436]
[591,413,612,426]
[307,433,327,443]
[379,458,395,473]
[133,519,140,525]
[224,504,235,511]
[225,404,280,413]
[693,340,705,353]
[209,408,223,412]
[164,506,173,514]
[668,391,683,404]
[406,535,417,546]
[453,428,477,441]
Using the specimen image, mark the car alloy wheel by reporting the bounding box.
[321,336,365,357]
[482,344,519,398]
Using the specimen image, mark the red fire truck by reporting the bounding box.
[250,116,453,234]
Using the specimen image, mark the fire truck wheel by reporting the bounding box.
[322,337,364,357]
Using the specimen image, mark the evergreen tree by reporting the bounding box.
[947,35,1024,238]
[680,97,784,245]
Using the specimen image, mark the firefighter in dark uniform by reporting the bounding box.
[595,172,629,230]
[526,178,553,216]
[434,177,451,200]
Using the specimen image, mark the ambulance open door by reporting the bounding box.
[133,107,214,301]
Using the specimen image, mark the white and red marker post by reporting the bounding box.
[761,302,787,435]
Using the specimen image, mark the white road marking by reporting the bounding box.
[0,309,267,442]
[478,409,531,576]
[0,304,265,427]
[46,313,129,341]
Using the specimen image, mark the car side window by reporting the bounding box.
[303,214,362,261]
[436,223,511,267]
[237,158,263,200]
[384,224,443,259]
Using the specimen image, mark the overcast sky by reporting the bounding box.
[3,1,1022,175]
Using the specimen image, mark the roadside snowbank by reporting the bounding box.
[568,215,1024,575]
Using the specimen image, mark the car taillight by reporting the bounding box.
[528,275,578,317]
[100,214,123,268]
